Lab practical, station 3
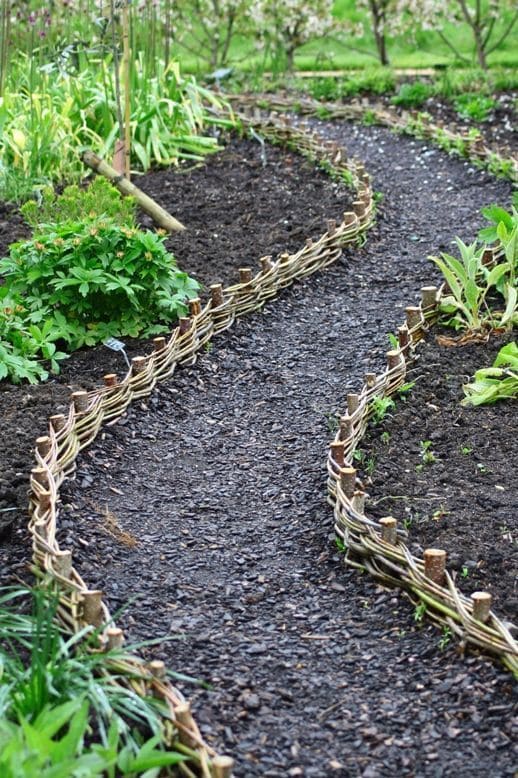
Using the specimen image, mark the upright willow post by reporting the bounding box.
[122,0,131,180]
[0,0,11,97]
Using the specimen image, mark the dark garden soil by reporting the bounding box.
[359,331,517,622]
[0,123,517,775]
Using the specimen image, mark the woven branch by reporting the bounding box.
[229,93,518,183]
[326,289,518,676]
[26,113,375,775]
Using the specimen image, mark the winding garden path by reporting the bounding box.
[59,125,516,776]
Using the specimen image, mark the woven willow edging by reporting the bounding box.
[27,115,375,776]
[229,93,518,183]
[326,288,518,676]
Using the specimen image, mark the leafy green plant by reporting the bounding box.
[438,626,452,650]
[397,381,415,399]
[462,341,518,406]
[0,181,199,382]
[21,179,136,230]
[391,81,432,108]
[453,93,496,122]
[430,236,516,334]
[362,109,377,126]
[380,431,390,445]
[309,76,340,102]
[0,586,188,774]
[369,396,395,425]
[414,601,426,622]
[2,222,198,342]
[420,440,437,465]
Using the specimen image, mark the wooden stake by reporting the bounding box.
[352,490,366,514]
[210,284,224,308]
[339,415,353,440]
[421,286,437,309]
[379,516,397,545]
[50,414,66,433]
[82,150,185,232]
[405,306,421,330]
[239,267,252,284]
[104,373,118,387]
[365,373,376,388]
[72,391,88,414]
[179,317,191,335]
[423,548,446,585]
[189,298,201,316]
[347,393,359,414]
[212,756,235,778]
[471,592,492,623]
[330,441,345,468]
[81,590,104,628]
[53,549,72,578]
[398,325,409,349]
[260,255,273,273]
[106,627,124,649]
[31,467,48,489]
[131,356,146,374]
[326,218,336,236]
[175,703,198,749]
[339,467,356,499]
[387,349,401,371]
[149,659,166,679]
[36,436,51,457]
[153,337,167,352]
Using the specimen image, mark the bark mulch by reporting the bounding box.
[0,125,516,776]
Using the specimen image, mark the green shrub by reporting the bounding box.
[1,221,198,347]
[21,178,136,230]
[0,180,199,383]
[308,77,340,102]
[453,93,497,123]
[391,81,433,109]
[341,68,396,97]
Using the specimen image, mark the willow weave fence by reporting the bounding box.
[229,93,518,183]
[326,288,518,676]
[27,113,374,776]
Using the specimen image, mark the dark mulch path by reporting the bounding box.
[0,122,516,775]
[359,331,517,622]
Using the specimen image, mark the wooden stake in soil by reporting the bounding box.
[175,703,198,749]
[471,592,492,623]
[379,516,397,545]
[330,441,345,468]
[339,467,356,499]
[36,436,51,457]
[81,590,104,628]
[212,756,235,778]
[50,414,66,433]
[421,286,437,309]
[106,627,124,650]
[423,548,446,585]
[153,337,167,352]
[210,284,224,308]
[104,373,118,387]
[53,549,72,578]
[72,391,88,414]
[352,490,366,514]
[347,393,359,415]
[82,150,185,233]
[405,306,421,331]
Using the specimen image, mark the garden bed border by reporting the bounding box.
[228,93,518,182]
[326,290,518,675]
